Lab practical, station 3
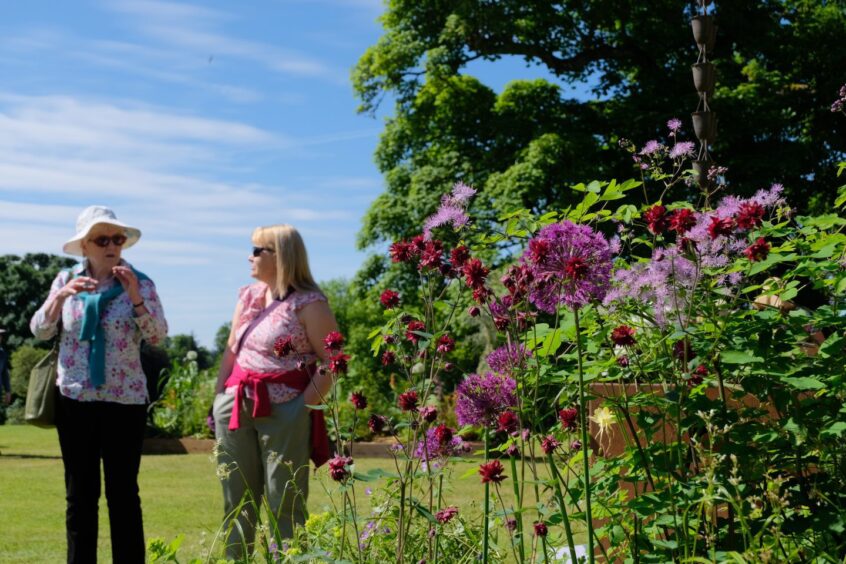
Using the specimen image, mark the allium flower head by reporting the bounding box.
[455,372,517,427]
[521,220,613,312]
[486,343,531,375]
[478,460,506,483]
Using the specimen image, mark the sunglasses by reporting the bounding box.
[252,246,275,257]
[89,234,128,248]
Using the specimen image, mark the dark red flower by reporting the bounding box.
[405,320,426,344]
[744,237,770,262]
[419,240,444,270]
[443,362,455,372]
[497,411,519,434]
[558,407,578,431]
[410,235,427,255]
[472,287,491,303]
[323,331,344,352]
[328,455,353,482]
[368,414,386,434]
[673,339,695,361]
[616,355,630,368]
[380,352,396,370]
[506,518,518,532]
[436,334,455,354]
[564,257,589,280]
[434,424,453,447]
[478,460,506,484]
[463,258,489,290]
[736,202,765,230]
[570,439,582,451]
[398,390,419,411]
[450,245,470,267]
[389,240,414,263]
[435,506,458,524]
[328,352,350,375]
[349,391,367,410]
[380,289,400,309]
[643,205,669,234]
[527,238,550,264]
[708,216,734,239]
[273,336,295,357]
[610,325,637,347]
[689,364,708,386]
[541,435,560,455]
[533,522,548,537]
[506,444,520,458]
[678,237,695,253]
[669,208,697,234]
[419,405,438,423]
[468,306,481,317]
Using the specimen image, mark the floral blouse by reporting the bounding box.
[226,283,326,404]
[30,260,168,405]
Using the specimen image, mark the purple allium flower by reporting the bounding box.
[667,118,683,132]
[415,426,467,462]
[521,220,613,312]
[455,372,517,427]
[486,343,531,375]
[669,141,695,159]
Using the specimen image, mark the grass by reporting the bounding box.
[0,425,584,562]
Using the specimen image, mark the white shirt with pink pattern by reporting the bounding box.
[30,260,168,405]
[226,283,326,404]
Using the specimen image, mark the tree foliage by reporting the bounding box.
[353,0,846,249]
[0,254,76,348]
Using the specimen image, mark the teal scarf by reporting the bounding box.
[77,266,150,388]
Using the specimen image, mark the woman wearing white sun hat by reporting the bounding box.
[30,205,168,564]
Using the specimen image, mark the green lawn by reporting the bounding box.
[0,425,582,562]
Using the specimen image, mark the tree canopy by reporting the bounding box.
[0,254,76,348]
[353,0,846,249]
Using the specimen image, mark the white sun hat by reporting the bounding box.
[62,206,142,256]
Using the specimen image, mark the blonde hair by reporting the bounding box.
[251,224,322,297]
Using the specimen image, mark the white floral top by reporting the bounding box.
[30,260,168,405]
[226,283,326,404]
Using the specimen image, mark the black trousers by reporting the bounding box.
[56,394,146,564]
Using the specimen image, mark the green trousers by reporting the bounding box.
[213,392,311,559]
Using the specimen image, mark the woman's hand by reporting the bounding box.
[113,266,142,304]
[57,276,98,301]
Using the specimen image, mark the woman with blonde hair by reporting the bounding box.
[213,224,339,558]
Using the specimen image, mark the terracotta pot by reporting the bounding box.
[691,15,716,52]
[692,62,715,96]
[691,110,717,143]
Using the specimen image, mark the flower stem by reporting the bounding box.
[509,455,525,563]
[574,308,595,563]
[547,453,578,564]
[483,428,490,564]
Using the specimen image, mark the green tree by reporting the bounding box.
[0,254,76,348]
[162,334,214,370]
[9,345,49,399]
[353,0,846,250]
[213,322,231,358]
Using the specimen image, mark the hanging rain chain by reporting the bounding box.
[691,0,718,195]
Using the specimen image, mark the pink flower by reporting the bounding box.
[328,352,350,375]
[541,435,560,455]
[419,405,438,423]
[328,456,353,482]
[273,336,295,357]
[350,391,367,410]
[435,506,459,524]
[436,334,455,354]
[558,407,578,431]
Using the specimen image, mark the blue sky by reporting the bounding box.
[0,0,565,347]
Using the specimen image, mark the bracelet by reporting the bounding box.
[132,300,145,308]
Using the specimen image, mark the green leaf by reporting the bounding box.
[720,350,763,364]
[822,422,846,438]
[781,377,825,390]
